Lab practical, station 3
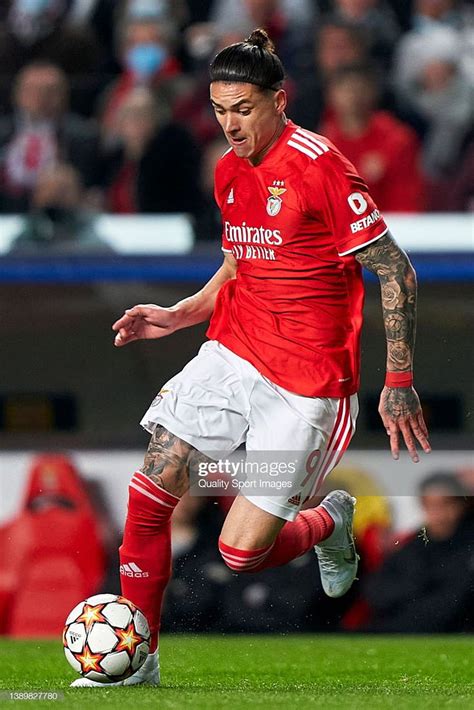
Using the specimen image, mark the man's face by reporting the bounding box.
[416,0,454,20]
[15,66,66,120]
[210,82,286,166]
[318,26,365,73]
[335,0,376,17]
[124,21,162,53]
[421,488,467,540]
[328,75,376,118]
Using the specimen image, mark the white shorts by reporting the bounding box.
[141,340,358,521]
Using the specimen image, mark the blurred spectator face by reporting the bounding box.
[122,20,169,79]
[244,0,279,25]
[328,72,377,120]
[33,163,82,209]
[317,25,367,74]
[415,0,455,20]
[421,59,456,91]
[457,468,474,494]
[116,89,158,156]
[14,64,67,121]
[421,486,467,540]
[335,0,377,20]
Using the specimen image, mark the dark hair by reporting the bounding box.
[419,472,469,499]
[209,28,285,91]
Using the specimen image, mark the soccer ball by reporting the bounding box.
[63,593,150,683]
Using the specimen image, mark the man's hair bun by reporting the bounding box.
[209,27,284,91]
[245,28,276,54]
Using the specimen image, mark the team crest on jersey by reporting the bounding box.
[266,180,286,216]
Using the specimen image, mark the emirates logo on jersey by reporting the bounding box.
[266,180,286,216]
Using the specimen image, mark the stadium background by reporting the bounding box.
[0,0,472,649]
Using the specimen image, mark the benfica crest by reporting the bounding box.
[266,180,286,216]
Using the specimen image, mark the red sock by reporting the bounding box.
[119,471,179,652]
[219,506,334,572]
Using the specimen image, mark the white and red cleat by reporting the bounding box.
[314,490,359,598]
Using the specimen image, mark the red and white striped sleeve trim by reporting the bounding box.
[338,227,389,257]
[287,127,330,160]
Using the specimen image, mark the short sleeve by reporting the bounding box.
[303,151,388,256]
[214,157,233,253]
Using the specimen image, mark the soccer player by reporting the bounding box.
[71,29,430,687]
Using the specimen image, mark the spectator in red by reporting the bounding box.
[322,65,426,212]
[100,14,183,147]
[0,62,101,213]
[103,87,202,215]
[290,19,369,131]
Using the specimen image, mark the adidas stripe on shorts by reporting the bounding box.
[141,340,358,521]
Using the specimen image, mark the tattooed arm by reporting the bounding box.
[355,232,431,462]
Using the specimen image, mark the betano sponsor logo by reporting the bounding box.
[350,208,381,234]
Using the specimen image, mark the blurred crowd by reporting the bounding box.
[0,0,473,251]
[0,454,472,636]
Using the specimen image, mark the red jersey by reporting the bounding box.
[207,120,388,397]
[322,111,426,213]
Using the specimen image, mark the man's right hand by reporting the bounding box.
[112,254,237,347]
[112,304,179,346]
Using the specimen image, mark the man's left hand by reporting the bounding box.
[379,386,431,462]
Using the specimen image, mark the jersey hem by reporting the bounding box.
[209,333,359,399]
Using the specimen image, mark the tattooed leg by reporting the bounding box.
[120,427,212,652]
[140,424,212,496]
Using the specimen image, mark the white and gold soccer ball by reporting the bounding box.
[63,594,150,683]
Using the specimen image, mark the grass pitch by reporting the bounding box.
[0,635,472,709]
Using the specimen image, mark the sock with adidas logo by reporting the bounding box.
[119,471,180,653]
